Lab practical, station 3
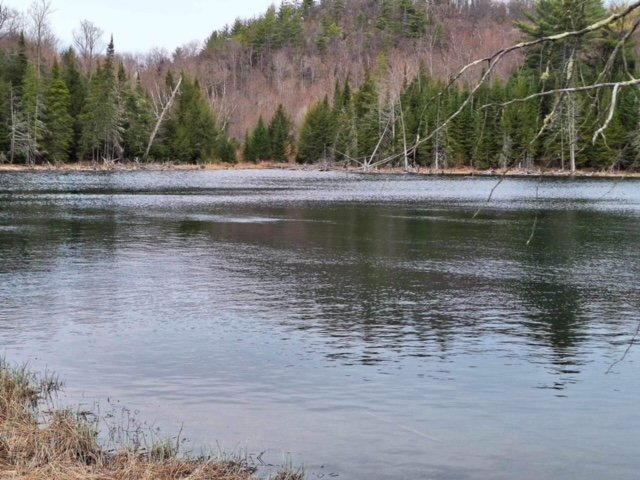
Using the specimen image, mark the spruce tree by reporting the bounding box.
[243,132,256,162]
[268,105,293,162]
[353,74,380,159]
[251,116,272,160]
[518,0,609,171]
[61,48,87,160]
[79,36,122,161]
[20,63,46,163]
[8,32,28,94]
[0,76,10,158]
[122,78,154,160]
[43,62,73,163]
[333,78,357,162]
[166,76,219,163]
[297,97,335,163]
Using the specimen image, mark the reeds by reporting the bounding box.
[0,360,299,479]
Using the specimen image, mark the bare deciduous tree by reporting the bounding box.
[27,0,55,73]
[0,1,22,40]
[73,19,103,77]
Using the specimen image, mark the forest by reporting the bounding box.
[1,0,640,171]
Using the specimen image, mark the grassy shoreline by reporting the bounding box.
[0,360,300,480]
[0,161,639,179]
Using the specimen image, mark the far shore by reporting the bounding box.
[1,161,639,179]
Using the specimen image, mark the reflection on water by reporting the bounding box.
[0,171,639,480]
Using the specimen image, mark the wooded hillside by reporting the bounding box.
[1,0,639,171]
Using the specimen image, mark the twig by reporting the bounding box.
[606,320,640,374]
[472,174,506,219]
[526,215,539,246]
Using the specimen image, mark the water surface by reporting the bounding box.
[0,170,638,479]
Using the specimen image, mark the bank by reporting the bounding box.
[1,161,640,179]
[0,360,301,480]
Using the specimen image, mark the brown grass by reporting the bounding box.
[0,360,297,480]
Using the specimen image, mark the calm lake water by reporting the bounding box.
[0,170,639,479]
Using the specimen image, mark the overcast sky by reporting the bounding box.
[6,0,278,54]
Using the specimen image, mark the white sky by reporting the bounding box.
[6,0,278,54]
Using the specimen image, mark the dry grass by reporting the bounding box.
[0,360,298,480]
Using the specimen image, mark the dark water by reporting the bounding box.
[0,170,639,480]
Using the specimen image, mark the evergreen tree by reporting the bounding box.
[353,73,380,159]
[503,74,539,167]
[268,104,293,162]
[7,32,28,94]
[243,131,256,162]
[518,0,609,171]
[251,116,272,160]
[20,63,46,163]
[79,36,122,161]
[216,136,238,163]
[122,78,154,159]
[43,62,73,163]
[61,48,87,160]
[297,97,335,163]
[0,76,10,158]
[165,76,220,163]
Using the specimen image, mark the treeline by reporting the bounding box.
[256,0,640,171]
[2,0,640,170]
[206,0,444,57]
[0,34,236,164]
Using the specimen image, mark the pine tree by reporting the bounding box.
[61,48,87,160]
[7,32,28,94]
[268,104,293,162]
[243,132,256,162]
[122,78,154,159]
[0,76,10,158]
[79,36,122,161]
[251,116,272,160]
[518,0,609,171]
[20,63,46,163]
[216,137,238,163]
[503,74,539,168]
[353,73,380,159]
[165,76,220,163]
[297,97,335,163]
[43,62,73,163]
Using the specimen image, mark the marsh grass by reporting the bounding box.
[0,360,300,479]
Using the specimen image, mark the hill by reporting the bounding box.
[1,0,639,171]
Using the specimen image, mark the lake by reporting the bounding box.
[0,170,638,480]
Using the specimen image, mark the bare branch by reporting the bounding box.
[73,20,104,77]
[0,2,21,40]
[592,83,621,144]
[28,0,55,70]
[484,78,640,110]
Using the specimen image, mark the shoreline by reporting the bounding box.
[0,360,301,480]
[1,161,639,179]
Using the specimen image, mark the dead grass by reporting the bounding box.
[0,360,298,480]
